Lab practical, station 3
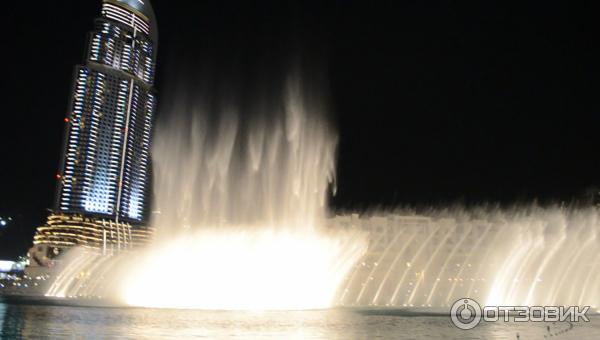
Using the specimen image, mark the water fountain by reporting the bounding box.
[30,66,600,311]
[337,207,600,308]
[38,201,600,310]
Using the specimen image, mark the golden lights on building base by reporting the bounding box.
[32,213,155,255]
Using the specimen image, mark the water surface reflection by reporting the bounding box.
[1,302,598,339]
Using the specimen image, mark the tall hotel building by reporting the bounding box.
[30,0,158,262]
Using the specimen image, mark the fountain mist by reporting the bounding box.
[121,69,369,310]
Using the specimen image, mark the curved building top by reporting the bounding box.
[103,0,158,45]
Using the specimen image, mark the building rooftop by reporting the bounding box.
[112,0,158,44]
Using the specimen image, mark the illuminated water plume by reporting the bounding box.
[121,71,369,310]
[125,227,365,310]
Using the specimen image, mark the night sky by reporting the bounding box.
[1,1,600,259]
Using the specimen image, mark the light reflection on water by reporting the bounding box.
[1,302,599,339]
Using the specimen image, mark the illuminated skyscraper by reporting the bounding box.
[31,0,158,258]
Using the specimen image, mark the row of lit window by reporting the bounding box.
[101,4,150,36]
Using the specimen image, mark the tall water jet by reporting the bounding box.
[121,66,369,310]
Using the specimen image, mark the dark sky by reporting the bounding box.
[1,1,600,258]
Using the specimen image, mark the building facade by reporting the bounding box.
[31,0,158,261]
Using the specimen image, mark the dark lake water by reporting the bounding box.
[1,301,598,339]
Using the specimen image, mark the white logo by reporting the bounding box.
[451,298,482,330]
[451,299,590,330]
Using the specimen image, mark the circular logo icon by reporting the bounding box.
[450,298,482,330]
